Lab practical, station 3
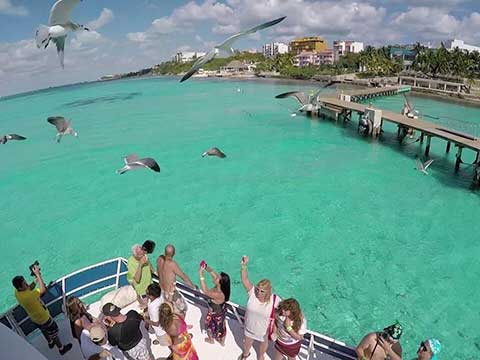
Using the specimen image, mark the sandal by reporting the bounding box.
[237,352,250,360]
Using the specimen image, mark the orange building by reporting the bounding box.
[289,36,327,55]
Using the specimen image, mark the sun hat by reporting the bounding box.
[427,338,441,360]
[89,326,105,342]
[102,302,121,317]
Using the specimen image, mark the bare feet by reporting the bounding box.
[204,337,214,344]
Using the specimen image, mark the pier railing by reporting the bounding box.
[0,258,357,360]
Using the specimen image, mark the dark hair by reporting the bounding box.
[142,240,156,254]
[12,276,25,290]
[159,303,175,331]
[146,283,161,298]
[278,298,303,332]
[219,272,231,302]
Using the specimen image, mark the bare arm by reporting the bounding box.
[174,263,194,288]
[356,333,374,360]
[32,265,46,296]
[133,256,148,283]
[199,267,224,302]
[240,257,253,292]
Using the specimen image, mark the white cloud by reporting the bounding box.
[87,8,114,31]
[0,0,27,16]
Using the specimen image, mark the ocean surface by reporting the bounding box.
[1,77,479,359]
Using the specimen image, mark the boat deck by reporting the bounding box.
[29,297,340,360]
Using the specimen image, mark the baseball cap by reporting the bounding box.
[102,302,121,317]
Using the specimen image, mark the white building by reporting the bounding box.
[444,39,480,53]
[333,41,364,56]
[173,51,206,63]
[262,42,289,58]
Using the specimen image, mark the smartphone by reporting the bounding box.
[199,260,207,269]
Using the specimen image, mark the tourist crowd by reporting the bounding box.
[12,240,442,360]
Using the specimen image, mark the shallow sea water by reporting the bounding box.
[1,77,479,359]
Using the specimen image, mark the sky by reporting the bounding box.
[0,0,479,96]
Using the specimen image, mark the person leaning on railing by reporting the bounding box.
[11,264,73,356]
[238,255,281,360]
[415,338,441,360]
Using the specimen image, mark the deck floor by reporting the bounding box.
[29,297,339,360]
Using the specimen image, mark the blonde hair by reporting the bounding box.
[159,303,175,331]
[256,279,272,300]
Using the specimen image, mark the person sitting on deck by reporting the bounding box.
[143,283,170,346]
[238,255,281,360]
[198,262,230,346]
[356,322,403,360]
[127,243,153,306]
[416,338,441,360]
[272,298,307,360]
[12,265,73,356]
[65,296,95,341]
[156,244,195,319]
[102,302,153,360]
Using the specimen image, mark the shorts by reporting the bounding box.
[124,337,151,360]
[275,340,302,358]
[165,289,188,317]
[37,317,59,344]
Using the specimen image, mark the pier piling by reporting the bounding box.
[425,136,432,157]
[446,141,451,153]
[455,146,463,172]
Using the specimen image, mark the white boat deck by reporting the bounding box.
[29,296,339,360]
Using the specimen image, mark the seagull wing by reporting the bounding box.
[48,116,68,132]
[136,158,160,172]
[7,134,26,140]
[424,159,434,170]
[53,36,66,68]
[49,0,81,26]
[216,16,286,51]
[180,49,216,83]
[124,154,138,164]
[275,91,308,105]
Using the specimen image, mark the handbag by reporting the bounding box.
[266,294,277,341]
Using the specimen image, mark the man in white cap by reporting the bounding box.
[79,325,116,360]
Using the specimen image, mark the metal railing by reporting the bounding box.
[0,258,356,360]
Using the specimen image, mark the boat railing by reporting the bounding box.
[0,258,356,360]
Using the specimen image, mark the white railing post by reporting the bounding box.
[115,258,122,289]
[6,310,25,338]
[61,278,67,313]
[306,334,315,360]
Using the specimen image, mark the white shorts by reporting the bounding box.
[244,327,267,343]
[125,337,151,360]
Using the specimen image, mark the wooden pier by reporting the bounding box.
[316,90,480,185]
[339,85,411,102]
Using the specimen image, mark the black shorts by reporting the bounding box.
[38,317,59,343]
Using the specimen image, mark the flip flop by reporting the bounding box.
[237,352,251,360]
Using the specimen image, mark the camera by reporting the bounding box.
[29,260,40,276]
[381,331,389,340]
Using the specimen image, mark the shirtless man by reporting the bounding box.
[356,323,403,360]
[156,244,194,318]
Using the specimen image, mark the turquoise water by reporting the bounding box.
[1,78,479,359]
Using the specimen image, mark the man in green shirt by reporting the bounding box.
[127,243,153,304]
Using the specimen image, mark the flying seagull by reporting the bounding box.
[180,16,286,82]
[275,89,323,114]
[47,116,78,142]
[0,134,26,144]
[415,157,434,175]
[116,154,160,174]
[202,147,226,158]
[35,0,89,68]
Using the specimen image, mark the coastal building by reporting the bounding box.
[262,42,289,58]
[293,49,335,67]
[173,51,206,63]
[220,60,256,73]
[444,39,480,53]
[289,36,327,55]
[333,41,364,56]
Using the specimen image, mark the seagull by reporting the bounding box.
[0,134,26,144]
[275,89,322,114]
[116,154,160,174]
[202,147,226,158]
[180,16,286,82]
[35,0,89,68]
[415,157,434,175]
[47,116,78,142]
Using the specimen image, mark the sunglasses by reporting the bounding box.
[254,287,267,294]
[418,342,428,352]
